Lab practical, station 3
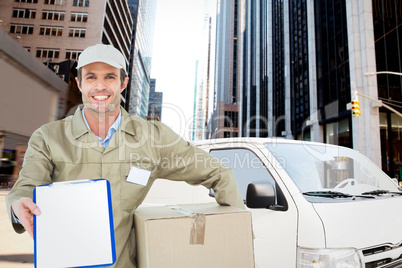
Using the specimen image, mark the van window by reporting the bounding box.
[266,142,398,195]
[210,149,276,200]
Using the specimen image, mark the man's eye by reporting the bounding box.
[86,76,94,80]
[106,76,116,79]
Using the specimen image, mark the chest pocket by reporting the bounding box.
[120,162,156,212]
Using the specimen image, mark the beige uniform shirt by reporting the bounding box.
[6,107,244,267]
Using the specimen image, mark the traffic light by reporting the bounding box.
[351,100,361,117]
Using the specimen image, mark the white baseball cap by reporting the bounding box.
[76,44,127,74]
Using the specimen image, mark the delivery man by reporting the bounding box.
[7,44,245,267]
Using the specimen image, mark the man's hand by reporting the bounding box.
[11,198,41,238]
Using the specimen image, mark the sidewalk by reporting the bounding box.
[0,188,34,268]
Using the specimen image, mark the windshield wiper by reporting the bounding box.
[361,190,402,196]
[303,191,375,199]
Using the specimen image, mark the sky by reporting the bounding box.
[150,0,213,138]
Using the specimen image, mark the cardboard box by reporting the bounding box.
[134,203,254,268]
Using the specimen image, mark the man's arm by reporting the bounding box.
[153,122,245,209]
[6,127,53,235]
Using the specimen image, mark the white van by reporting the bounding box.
[142,138,402,267]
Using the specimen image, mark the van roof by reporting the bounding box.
[192,137,342,149]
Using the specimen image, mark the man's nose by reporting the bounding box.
[95,78,106,89]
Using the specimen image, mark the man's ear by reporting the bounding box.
[121,77,129,93]
[75,77,82,92]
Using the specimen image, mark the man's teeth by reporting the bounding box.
[93,95,109,100]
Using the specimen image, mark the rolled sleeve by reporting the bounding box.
[6,127,54,232]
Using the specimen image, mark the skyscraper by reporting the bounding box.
[125,0,157,118]
[241,0,270,138]
[0,0,133,68]
[147,78,163,120]
[211,0,401,178]
[192,7,213,141]
[208,0,242,139]
[0,0,133,114]
[370,0,402,177]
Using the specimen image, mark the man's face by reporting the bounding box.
[76,62,128,114]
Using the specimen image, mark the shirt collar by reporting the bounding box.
[81,108,122,139]
[71,106,134,140]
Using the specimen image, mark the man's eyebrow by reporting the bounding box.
[106,73,118,77]
[84,72,95,77]
[84,72,118,77]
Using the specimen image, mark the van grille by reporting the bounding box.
[365,258,393,268]
[363,246,393,256]
[362,244,402,268]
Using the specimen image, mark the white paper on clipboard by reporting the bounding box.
[33,179,116,268]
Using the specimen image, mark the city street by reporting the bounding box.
[0,188,33,268]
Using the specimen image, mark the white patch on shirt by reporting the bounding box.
[126,166,151,186]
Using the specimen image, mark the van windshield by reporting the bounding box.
[266,142,399,196]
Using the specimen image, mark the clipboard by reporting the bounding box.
[33,179,116,268]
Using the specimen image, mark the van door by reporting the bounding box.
[210,147,298,267]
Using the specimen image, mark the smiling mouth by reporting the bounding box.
[92,95,110,101]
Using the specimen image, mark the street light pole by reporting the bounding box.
[356,92,402,118]
[364,71,402,77]
[362,71,402,118]
[363,70,402,178]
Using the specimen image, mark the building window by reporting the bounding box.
[15,0,38,3]
[72,0,89,7]
[39,26,63,36]
[12,9,36,19]
[44,0,64,4]
[42,11,65,21]
[223,131,239,138]
[70,13,88,22]
[224,111,239,128]
[10,24,34,34]
[68,28,86,37]
[23,47,31,52]
[36,48,60,59]
[65,50,82,60]
[325,118,350,147]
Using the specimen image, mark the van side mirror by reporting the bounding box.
[246,182,287,211]
[246,182,275,208]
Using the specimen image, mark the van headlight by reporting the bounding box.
[297,247,361,268]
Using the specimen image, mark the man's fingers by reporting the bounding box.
[19,214,34,238]
[24,199,41,216]
[11,197,41,238]
[14,197,41,216]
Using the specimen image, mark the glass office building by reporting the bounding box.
[193,9,214,141]
[290,0,311,139]
[241,0,269,137]
[211,0,401,178]
[125,0,157,118]
[271,0,286,137]
[147,78,163,120]
[372,0,402,177]
[208,0,242,139]
[313,0,351,146]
